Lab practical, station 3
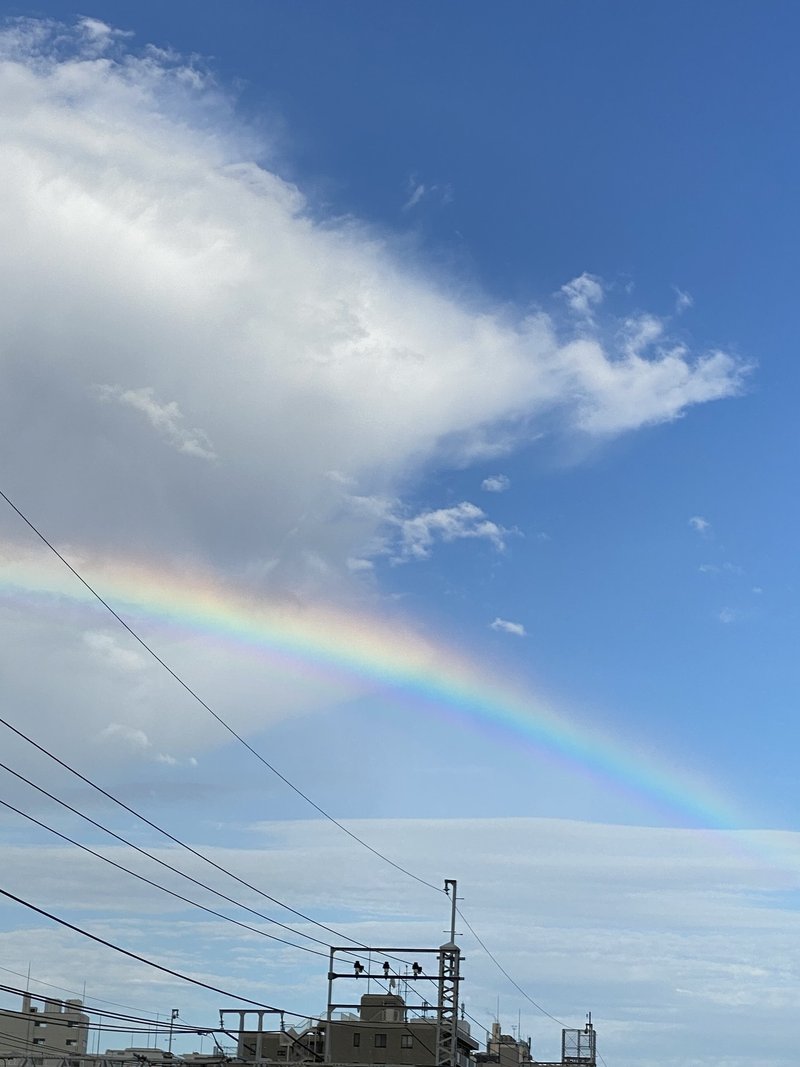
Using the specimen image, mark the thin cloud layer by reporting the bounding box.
[0,816,797,1067]
[0,19,746,596]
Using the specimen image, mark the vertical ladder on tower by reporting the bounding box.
[435,941,462,1067]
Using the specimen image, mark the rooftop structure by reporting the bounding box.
[0,994,90,1059]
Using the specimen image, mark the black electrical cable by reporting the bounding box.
[0,983,212,1032]
[0,487,441,894]
[0,794,327,958]
[0,712,380,954]
[0,886,305,1017]
[0,761,332,954]
[0,488,596,1048]
[455,906,568,1029]
[0,736,417,968]
[0,963,167,1018]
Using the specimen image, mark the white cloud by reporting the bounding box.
[621,313,663,356]
[83,631,146,672]
[689,516,711,534]
[94,385,217,460]
[100,722,151,751]
[341,495,512,563]
[674,287,694,313]
[481,473,510,493]
[346,556,374,573]
[99,719,194,767]
[395,502,510,561]
[0,21,746,597]
[490,617,526,637]
[718,607,739,624]
[560,272,604,319]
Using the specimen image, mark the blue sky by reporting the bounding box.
[0,4,799,1066]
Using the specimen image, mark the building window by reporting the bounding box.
[401,1035,413,1049]
[66,1040,77,1048]
[33,1039,45,1045]
[374,1034,387,1048]
[276,1050,287,1058]
[353,1033,361,1047]
[33,1021,45,1027]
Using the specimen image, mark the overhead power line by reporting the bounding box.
[0,488,583,1040]
[0,759,333,953]
[0,794,327,958]
[0,981,206,1034]
[455,906,568,1029]
[0,962,170,1018]
[0,487,440,894]
[0,885,304,1018]
[0,715,411,966]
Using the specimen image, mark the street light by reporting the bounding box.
[168,1009,180,1054]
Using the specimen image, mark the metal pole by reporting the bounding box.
[325,947,334,1063]
[255,1011,264,1063]
[445,880,457,944]
[168,1009,179,1054]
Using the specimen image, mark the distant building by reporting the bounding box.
[237,993,479,1067]
[0,994,90,1058]
[478,1023,532,1067]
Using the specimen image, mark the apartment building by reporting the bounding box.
[0,994,90,1058]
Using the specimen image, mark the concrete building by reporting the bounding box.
[479,1023,532,1067]
[0,995,90,1059]
[237,993,479,1067]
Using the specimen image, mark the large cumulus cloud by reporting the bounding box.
[0,17,746,590]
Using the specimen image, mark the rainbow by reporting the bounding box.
[0,541,793,872]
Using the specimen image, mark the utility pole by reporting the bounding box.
[445,878,457,943]
[436,879,462,1067]
[168,1009,179,1054]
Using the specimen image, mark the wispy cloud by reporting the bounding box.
[100,722,151,751]
[99,721,195,766]
[404,182,426,210]
[403,175,453,211]
[83,631,146,672]
[481,473,510,493]
[689,515,711,534]
[490,617,526,637]
[717,606,739,624]
[699,561,743,576]
[94,385,217,460]
[674,287,694,314]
